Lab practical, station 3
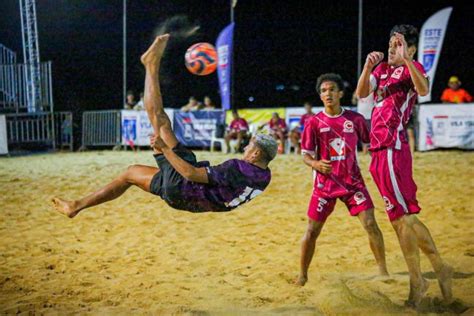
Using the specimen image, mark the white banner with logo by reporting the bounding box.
[121,109,174,146]
[418,104,474,151]
[0,115,8,155]
[418,7,453,103]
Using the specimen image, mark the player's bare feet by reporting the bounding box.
[437,264,454,304]
[379,266,389,276]
[51,197,78,218]
[295,274,308,286]
[140,34,170,67]
[405,278,429,308]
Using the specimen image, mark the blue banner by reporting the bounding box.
[216,23,235,111]
[173,111,226,147]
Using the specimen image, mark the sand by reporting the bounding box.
[0,150,473,315]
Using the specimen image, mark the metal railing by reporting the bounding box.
[81,110,121,148]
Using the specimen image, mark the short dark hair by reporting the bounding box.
[390,24,419,47]
[316,73,344,94]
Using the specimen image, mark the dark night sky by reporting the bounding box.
[1,0,473,113]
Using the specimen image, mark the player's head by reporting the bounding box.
[304,101,313,113]
[316,73,344,109]
[448,76,461,90]
[243,133,278,165]
[388,24,419,65]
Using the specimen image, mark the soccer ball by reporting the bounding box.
[185,43,217,76]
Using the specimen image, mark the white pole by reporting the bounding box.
[357,0,363,76]
[123,0,126,108]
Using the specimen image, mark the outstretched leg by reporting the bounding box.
[357,209,389,276]
[412,216,453,303]
[140,34,178,153]
[52,165,158,218]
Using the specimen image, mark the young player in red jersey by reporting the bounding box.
[295,73,388,286]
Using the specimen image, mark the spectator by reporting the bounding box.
[181,96,203,112]
[202,96,216,111]
[133,92,145,110]
[124,90,136,109]
[224,110,249,153]
[441,76,473,103]
[268,112,288,153]
[352,92,374,154]
[289,102,314,154]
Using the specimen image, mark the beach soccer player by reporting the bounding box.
[52,34,278,217]
[295,73,388,286]
[355,24,453,307]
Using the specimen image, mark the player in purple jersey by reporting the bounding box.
[52,34,277,217]
[356,25,453,307]
[295,73,388,286]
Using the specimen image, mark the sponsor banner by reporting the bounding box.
[225,108,286,126]
[216,23,235,110]
[418,7,453,103]
[121,109,174,146]
[418,103,474,151]
[0,115,8,155]
[174,110,226,147]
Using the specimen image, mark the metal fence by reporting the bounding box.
[81,110,121,148]
[6,111,73,150]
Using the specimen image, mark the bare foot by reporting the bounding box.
[437,264,454,304]
[140,34,170,67]
[405,278,429,308]
[379,266,389,277]
[51,197,78,218]
[294,274,308,286]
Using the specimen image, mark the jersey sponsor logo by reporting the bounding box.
[383,196,394,211]
[320,127,331,133]
[381,74,388,79]
[329,138,346,161]
[375,85,388,104]
[343,120,354,133]
[317,197,328,213]
[354,191,367,205]
[391,66,404,80]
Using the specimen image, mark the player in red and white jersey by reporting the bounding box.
[356,25,453,307]
[295,73,388,286]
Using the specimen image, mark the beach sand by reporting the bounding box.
[0,150,473,315]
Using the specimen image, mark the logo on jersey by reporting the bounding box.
[354,191,367,205]
[329,138,346,161]
[320,127,331,133]
[317,197,328,213]
[375,85,388,104]
[381,74,388,79]
[391,66,404,79]
[383,196,394,211]
[343,120,354,133]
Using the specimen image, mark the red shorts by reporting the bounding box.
[307,187,374,222]
[369,143,421,222]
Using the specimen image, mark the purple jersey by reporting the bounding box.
[166,159,271,212]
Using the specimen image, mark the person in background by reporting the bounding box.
[134,92,145,111]
[181,96,203,112]
[289,102,314,154]
[440,76,473,103]
[202,96,216,111]
[268,112,288,154]
[225,110,249,153]
[124,90,136,109]
[352,92,374,154]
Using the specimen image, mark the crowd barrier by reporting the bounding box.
[4,111,73,152]
[80,105,473,151]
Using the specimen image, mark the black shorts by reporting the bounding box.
[149,143,197,204]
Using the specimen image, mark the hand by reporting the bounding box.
[313,159,332,174]
[149,134,168,151]
[364,51,384,70]
[394,32,410,62]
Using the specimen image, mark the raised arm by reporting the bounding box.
[356,52,384,99]
[151,135,209,183]
[394,32,429,96]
